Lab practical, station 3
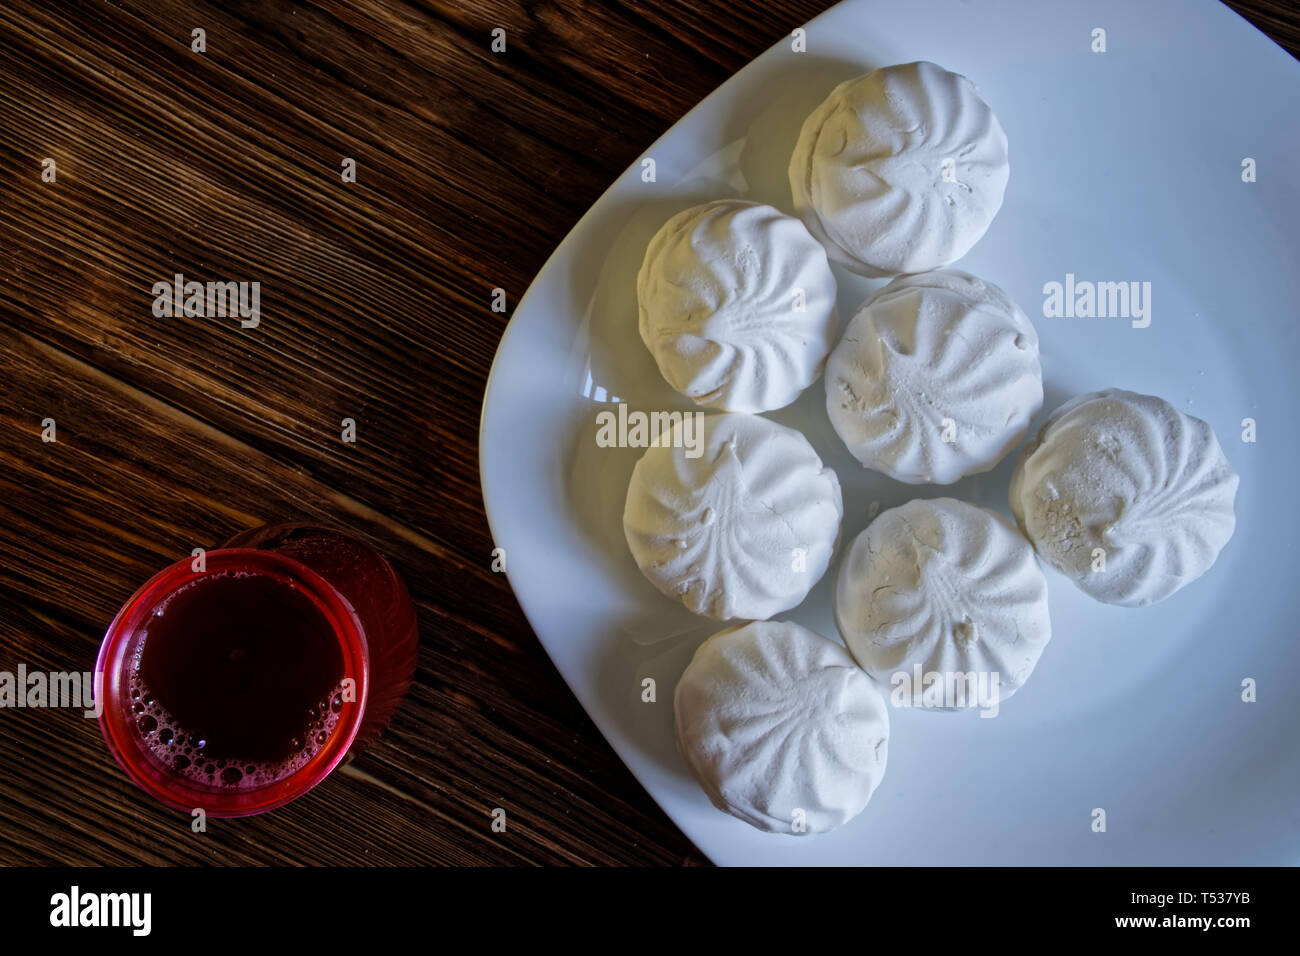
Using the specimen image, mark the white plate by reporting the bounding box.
[479,0,1300,865]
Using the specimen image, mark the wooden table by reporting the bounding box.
[2,0,1296,867]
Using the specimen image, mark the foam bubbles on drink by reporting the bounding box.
[128,674,350,789]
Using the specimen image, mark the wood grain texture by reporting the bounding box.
[0,1,1296,866]
[1225,0,1300,57]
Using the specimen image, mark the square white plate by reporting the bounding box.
[479,0,1300,864]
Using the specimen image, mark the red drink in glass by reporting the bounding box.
[96,526,418,816]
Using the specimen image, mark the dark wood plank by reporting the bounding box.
[1225,0,1300,57]
[0,328,701,863]
[0,0,1294,866]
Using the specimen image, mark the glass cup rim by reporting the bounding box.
[95,548,370,817]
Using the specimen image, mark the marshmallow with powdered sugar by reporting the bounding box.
[623,413,842,621]
[825,269,1042,484]
[674,619,889,834]
[1009,389,1238,607]
[789,61,1009,277]
[637,199,839,413]
[834,497,1051,708]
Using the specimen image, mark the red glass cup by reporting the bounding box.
[96,525,418,817]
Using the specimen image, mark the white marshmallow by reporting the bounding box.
[623,413,842,621]
[825,269,1043,484]
[790,61,1009,277]
[834,498,1051,708]
[674,620,889,834]
[637,199,838,413]
[1009,389,1238,606]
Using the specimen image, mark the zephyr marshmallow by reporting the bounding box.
[674,620,890,835]
[637,199,838,413]
[789,61,1010,277]
[1009,389,1238,607]
[835,498,1051,708]
[825,269,1043,484]
[623,413,842,621]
